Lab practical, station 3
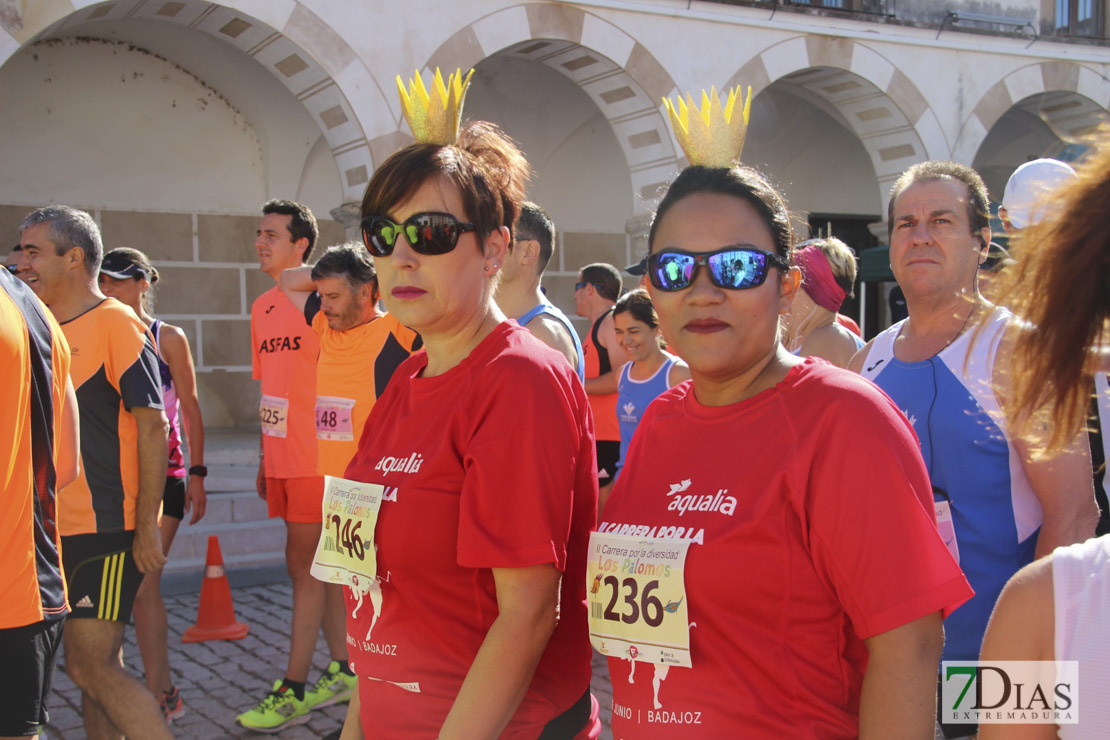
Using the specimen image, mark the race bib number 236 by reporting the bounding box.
[587,531,692,668]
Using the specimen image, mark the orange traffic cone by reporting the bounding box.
[183,535,250,642]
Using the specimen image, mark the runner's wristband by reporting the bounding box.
[188,465,208,478]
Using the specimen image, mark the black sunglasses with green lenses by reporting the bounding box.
[647,246,789,292]
[361,212,476,257]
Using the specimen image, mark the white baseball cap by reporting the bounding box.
[1001,158,1078,230]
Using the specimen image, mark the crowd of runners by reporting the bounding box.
[3,73,1110,740]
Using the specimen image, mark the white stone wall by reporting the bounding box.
[2,0,1109,426]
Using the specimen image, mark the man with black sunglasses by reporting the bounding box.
[574,262,627,499]
[850,161,1097,739]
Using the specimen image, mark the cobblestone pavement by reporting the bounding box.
[44,579,615,739]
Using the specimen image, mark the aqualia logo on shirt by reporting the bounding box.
[665,479,736,517]
[620,402,636,423]
[374,452,424,475]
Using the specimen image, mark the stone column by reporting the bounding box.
[329,202,362,241]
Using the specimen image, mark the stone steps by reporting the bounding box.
[165,490,287,577]
[164,428,288,578]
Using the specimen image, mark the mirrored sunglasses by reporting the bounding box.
[647,247,788,292]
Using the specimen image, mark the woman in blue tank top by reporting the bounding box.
[613,289,690,487]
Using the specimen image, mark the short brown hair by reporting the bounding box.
[579,263,622,302]
[262,199,318,262]
[516,201,556,273]
[613,287,658,328]
[360,121,530,246]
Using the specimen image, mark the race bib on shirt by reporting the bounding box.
[310,476,383,587]
[934,500,960,564]
[315,396,356,441]
[260,394,289,438]
[587,531,692,668]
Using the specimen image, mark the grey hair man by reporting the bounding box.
[19,205,171,740]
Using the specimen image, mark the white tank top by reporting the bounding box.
[1054,535,1110,739]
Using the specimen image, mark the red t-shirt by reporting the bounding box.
[251,286,319,478]
[600,358,972,738]
[343,321,598,738]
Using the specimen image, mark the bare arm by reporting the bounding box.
[525,315,579,373]
[667,360,692,387]
[257,437,266,501]
[339,679,362,740]
[585,312,627,395]
[847,338,877,374]
[859,611,945,740]
[278,266,314,315]
[131,405,169,574]
[56,377,80,490]
[978,557,1059,740]
[585,371,619,394]
[798,325,858,369]
[1019,434,1098,558]
[996,328,1099,557]
[439,564,561,739]
[161,324,206,524]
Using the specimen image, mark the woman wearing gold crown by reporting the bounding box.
[335,70,599,738]
[590,87,973,737]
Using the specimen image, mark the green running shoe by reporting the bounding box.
[305,660,357,709]
[235,680,310,733]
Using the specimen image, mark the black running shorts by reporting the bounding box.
[0,617,65,736]
[163,475,186,521]
[595,440,621,486]
[61,531,144,623]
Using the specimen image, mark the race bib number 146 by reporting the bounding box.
[587,531,692,668]
[310,476,383,587]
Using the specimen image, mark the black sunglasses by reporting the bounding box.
[647,247,789,292]
[361,212,476,257]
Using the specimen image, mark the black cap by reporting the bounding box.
[626,255,648,276]
[100,251,149,280]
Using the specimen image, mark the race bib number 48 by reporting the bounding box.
[587,531,692,668]
[310,476,384,587]
[316,396,356,441]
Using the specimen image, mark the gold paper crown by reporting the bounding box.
[663,85,752,168]
[396,68,474,146]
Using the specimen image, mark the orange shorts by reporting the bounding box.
[265,476,325,524]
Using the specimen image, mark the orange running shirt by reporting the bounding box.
[583,308,620,441]
[59,298,163,536]
[252,286,319,479]
[0,271,71,628]
[310,308,421,476]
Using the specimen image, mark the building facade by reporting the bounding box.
[2,0,1107,427]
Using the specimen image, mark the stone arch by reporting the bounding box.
[417,2,680,217]
[0,0,384,205]
[953,61,1110,165]
[729,35,942,215]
